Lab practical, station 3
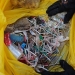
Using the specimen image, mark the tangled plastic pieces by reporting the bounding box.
[4,12,70,72]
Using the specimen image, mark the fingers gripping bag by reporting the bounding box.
[0,0,75,75]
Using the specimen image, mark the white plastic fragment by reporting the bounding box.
[30,30,36,35]
[8,44,22,59]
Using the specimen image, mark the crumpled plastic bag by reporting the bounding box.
[0,0,75,75]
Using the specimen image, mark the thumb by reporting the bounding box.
[64,10,74,24]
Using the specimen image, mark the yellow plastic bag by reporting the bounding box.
[0,0,75,75]
[68,14,75,68]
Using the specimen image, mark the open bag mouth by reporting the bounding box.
[4,12,70,72]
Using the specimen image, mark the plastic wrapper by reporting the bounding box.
[5,17,31,33]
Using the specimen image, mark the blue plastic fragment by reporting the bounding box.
[10,34,24,43]
[21,43,26,50]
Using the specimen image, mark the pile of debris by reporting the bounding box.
[4,12,70,72]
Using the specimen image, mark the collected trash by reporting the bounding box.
[4,12,70,72]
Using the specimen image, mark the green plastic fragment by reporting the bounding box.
[39,35,43,41]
